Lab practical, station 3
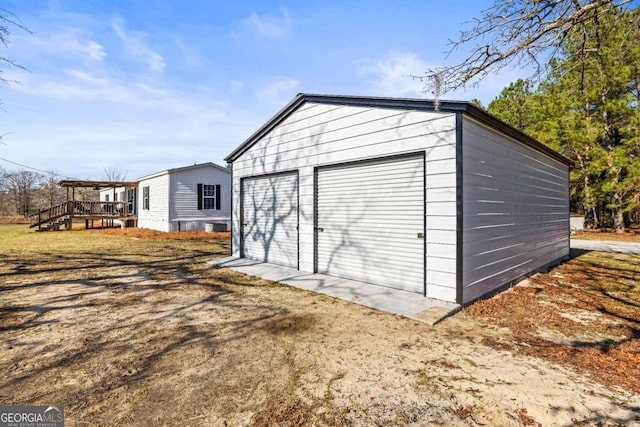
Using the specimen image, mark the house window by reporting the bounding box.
[198,184,221,210]
[105,194,110,202]
[143,186,150,210]
[203,185,216,210]
[128,189,136,215]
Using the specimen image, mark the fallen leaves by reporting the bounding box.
[466,251,640,393]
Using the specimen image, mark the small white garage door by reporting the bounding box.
[242,173,298,268]
[316,155,425,293]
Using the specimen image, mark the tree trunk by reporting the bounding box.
[581,161,597,229]
[612,190,625,233]
[613,208,625,233]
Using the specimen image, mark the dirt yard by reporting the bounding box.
[1,225,638,426]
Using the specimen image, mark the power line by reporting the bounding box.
[0,156,75,179]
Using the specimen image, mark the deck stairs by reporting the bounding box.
[36,216,72,231]
[29,202,71,231]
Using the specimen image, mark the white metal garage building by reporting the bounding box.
[226,94,571,305]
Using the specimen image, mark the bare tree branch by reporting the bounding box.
[103,167,129,182]
[1,7,31,109]
[414,0,632,95]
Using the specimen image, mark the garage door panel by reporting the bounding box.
[319,161,424,177]
[242,173,298,268]
[318,233,426,244]
[318,232,424,248]
[324,254,425,273]
[318,219,425,228]
[318,243,424,257]
[316,155,425,294]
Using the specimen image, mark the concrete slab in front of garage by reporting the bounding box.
[209,257,461,326]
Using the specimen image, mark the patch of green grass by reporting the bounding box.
[0,224,36,241]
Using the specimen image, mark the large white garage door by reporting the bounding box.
[316,155,425,293]
[242,173,298,268]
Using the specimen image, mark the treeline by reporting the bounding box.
[485,5,639,231]
[0,168,93,217]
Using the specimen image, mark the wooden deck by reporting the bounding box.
[29,201,137,231]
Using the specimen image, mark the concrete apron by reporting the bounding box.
[209,257,461,326]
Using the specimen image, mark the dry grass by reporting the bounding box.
[466,250,640,393]
[0,215,29,224]
[1,225,639,426]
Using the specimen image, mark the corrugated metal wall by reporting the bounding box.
[230,102,459,301]
[461,117,569,304]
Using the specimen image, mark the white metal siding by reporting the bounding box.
[231,102,458,302]
[241,173,298,268]
[137,174,170,232]
[316,155,425,293]
[462,117,570,303]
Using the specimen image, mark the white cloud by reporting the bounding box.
[111,17,165,72]
[357,51,432,98]
[22,28,106,63]
[8,67,227,120]
[230,80,244,92]
[240,10,292,39]
[173,37,205,70]
[355,50,515,104]
[257,77,300,106]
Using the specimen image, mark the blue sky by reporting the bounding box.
[1,0,525,180]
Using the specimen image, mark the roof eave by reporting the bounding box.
[58,180,138,188]
[137,162,230,181]
[225,93,572,167]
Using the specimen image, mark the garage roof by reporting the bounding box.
[225,93,571,166]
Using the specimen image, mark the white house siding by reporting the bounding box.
[137,174,170,232]
[99,187,124,202]
[231,101,458,302]
[168,166,231,231]
[461,117,570,304]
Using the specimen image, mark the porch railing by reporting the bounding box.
[30,201,131,228]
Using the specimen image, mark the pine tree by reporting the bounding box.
[488,6,640,230]
[545,6,640,231]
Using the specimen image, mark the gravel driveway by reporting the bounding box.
[571,238,640,254]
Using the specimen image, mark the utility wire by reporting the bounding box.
[0,156,75,179]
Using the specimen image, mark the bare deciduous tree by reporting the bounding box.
[5,170,41,216]
[37,171,66,208]
[103,166,128,182]
[416,0,632,95]
[0,166,8,215]
[1,8,30,109]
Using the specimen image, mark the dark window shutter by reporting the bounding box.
[215,184,221,210]
[197,184,203,210]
